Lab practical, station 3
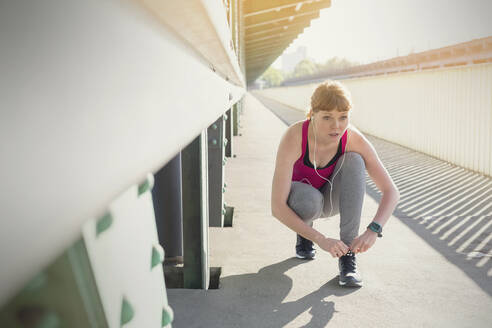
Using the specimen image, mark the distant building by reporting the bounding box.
[282,46,307,73]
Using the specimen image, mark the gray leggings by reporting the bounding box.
[287,152,366,245]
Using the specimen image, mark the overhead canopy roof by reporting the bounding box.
[244,0,332,84]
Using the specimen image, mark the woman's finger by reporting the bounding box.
[350,239,361,252]
[339,243,349,254]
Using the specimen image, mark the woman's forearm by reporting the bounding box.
[371,188,400,228]
[272,205,325,244]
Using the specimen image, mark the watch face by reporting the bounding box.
[370,222,381,232]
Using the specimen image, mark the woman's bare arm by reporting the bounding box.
[271,125,325,244]
[348,128,400,253]
[350,129,400,228]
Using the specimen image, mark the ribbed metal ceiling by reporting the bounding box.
[244,0,332,84]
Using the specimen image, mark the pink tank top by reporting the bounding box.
[291,119,348,190]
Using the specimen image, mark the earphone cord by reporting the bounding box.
[312,118,349,218]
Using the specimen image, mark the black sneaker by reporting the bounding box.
[295,234,316,260]
[338,251,363,287]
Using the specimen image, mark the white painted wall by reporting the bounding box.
[0,0,244,305]
[254,64,492,177]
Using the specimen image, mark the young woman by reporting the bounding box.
[271,80,400,287]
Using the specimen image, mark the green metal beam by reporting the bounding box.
[181,131,209,289]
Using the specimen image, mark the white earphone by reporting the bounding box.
[311,114,350,218]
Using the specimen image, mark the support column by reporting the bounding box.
[181,131,209,289]
[152,152,183,264]
[225,108,233,158]
[207,116,225,227]
[233,102,239,136]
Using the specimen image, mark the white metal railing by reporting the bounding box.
[254,63,492,177]
[140,0,245,88]
[0,0,244,305]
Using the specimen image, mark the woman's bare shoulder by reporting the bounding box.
[283,120,305,147]
[347,124,363,138]
[287,120,304,137]
[346,124,372,153]
[277,120,304,159]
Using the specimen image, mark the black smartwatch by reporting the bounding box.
[367,221,383,238]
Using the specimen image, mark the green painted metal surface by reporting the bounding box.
[0,239,108,328]
[151,244,165,269]
[120,297,134,326]
[181,131,210,289]
[138,173,155,196]
[161,306,174,327]
[233,102,239,136]
[208,116,225,228]
[96,212,113,237]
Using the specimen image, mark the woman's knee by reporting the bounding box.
[339,152,365,172]
[287,182,324,221]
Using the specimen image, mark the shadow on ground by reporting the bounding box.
[169,258,360,328]
[366,135,492,296]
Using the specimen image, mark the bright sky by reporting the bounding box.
[272,0,492,68]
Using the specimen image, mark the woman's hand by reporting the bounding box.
[316,237,349,258]
[349,229,378,254]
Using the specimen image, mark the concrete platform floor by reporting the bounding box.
[167,92,492,328]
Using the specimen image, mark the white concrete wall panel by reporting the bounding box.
[255,64,492,177]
